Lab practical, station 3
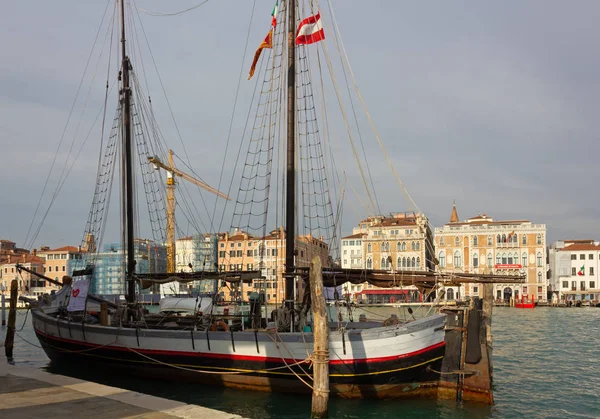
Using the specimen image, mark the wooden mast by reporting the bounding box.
[285,0,296,307]
[120,0,136,304]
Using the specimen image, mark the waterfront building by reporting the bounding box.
[217,227,330,304]
[1,253,46,295]
[340,212,434,303]
[434,204,548,302]
[548,240,600,302]
[161,234,219,296]
[88,239,167,296]
[36,246,84,289]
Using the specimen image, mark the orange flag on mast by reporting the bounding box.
[248,29,273,80]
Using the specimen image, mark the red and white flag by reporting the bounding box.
[296,12,325,45]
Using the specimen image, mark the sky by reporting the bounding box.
[1,0,599,250]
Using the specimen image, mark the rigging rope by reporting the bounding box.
[135,0,210,17]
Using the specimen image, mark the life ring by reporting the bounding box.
[211,320,230,332]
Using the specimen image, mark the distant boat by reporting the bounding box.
[515,295,535,309]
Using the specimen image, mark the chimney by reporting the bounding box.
[32,248,37,256]
[7,254,11,264]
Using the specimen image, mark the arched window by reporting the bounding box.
[473,236,478,246]
[367,243,372,253]
[397,257,402,268]
[537,252,542,267]
[502,253,507,264]
[397,242,402,251]
[502,234,506,243]
[537,234,542,245]
[522,252,527,267]
[488,253,493,267]
[497,234,501,243]
[439,252,446,268]
[401,242,406,251]
[454,251,462,268]
[496,253,501,264]
[416,242,420,251]
[440,236,445,246]
[513,234,518,243]
[411,241,416,251]
[538,272,542,283]
[487,236,492,246]
[384,242,390,252]
[412,257,416,268]
[522,235,527,245]
[366,258,372,269]
[507,253,513,264]
[447,288,455,300]
[381,258,387,269]
[455,236,460,246]
[416,257,421,269]
[402,257,407,268]
[473,253,479,267]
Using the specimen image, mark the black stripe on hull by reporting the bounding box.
[36,330,444,398]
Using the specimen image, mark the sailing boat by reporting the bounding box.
[23,0,512,402]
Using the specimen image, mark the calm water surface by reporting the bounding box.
[2,306,599,418]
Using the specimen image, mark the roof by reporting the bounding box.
[39,246,80,253]
[342,233,364,240]
[559,244,600,252]
[450,204,459,223]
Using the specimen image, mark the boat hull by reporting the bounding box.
[32,307,446,399]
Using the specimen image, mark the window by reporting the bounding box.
[229,264,235,271]
[220,243,224,248]
[344,250,347,255]
[402,257,407,268]
[343,241,348,246]
[580,281,586,291]
[62,266,66,271]
[590,267,595,276]
[537,234,542,245]
[507,253,513,264]
[416,257,421,269]
[366,258,372,269]
[538,272,542,283]
[454,251,462,268]
[537,252,542,267]
[487,236,492,246]
[349,240,355,246]
[562,281,568,288]
[48,255,53,260]
[382,242,390,252]
[237,250,243,257]
[571,281,576,290]
[572,267,576,276]
[522,235,527,245]
[247,250,252,257]
[502,253,507,264]
[473,236,478,246]
[367,243,372,253]
[230,243,234,248]
[61,254,67,259]
[473,286,479,294]
[440,237,444,246]
[411,241,416,251]
[411,257,416,268]
[439,252,446,268]
[247,263,253,270]
[522,252,527,267]
[571,254,577,260]
[496,254,501,264]
[416,242,421,251]
[488,253,493,267]
[397,257,402,268]
[589,254,594,260]
[455,237,460,246]
[401,242,406,251]
[397,242,402,251]
[591,281,596,289]
[473,254,479,267]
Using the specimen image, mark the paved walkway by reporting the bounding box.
[0,365,243,419]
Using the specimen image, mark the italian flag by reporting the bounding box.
[296,12,325,45]
[578,265,585,276]
[271,1,278,27]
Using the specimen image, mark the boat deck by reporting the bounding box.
[1,365,242,419]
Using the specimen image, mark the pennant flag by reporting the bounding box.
[248,29,273,80]
[271,1,278,27]
[578,265,585,276]
[296,12,325,45]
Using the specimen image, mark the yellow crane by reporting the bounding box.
[148,149,230,272]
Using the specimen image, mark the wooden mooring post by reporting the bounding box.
[309,256,329,418]
[4,280,18,360]
[1,293,6,326]
[438,283,495,404]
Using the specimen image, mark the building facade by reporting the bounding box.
[435,204,548,302]
[340,212,434,302]
[217,227,330,304]
[1,253,46,295]
[548,240,599,302]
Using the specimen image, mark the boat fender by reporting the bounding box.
[211,320,230,332]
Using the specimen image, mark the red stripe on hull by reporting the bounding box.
[35,328,444,365]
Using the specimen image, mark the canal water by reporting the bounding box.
[2,306,599,418]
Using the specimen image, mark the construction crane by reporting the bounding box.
[148,149,230,272]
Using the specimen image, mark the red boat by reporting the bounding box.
[515,294,536,309]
